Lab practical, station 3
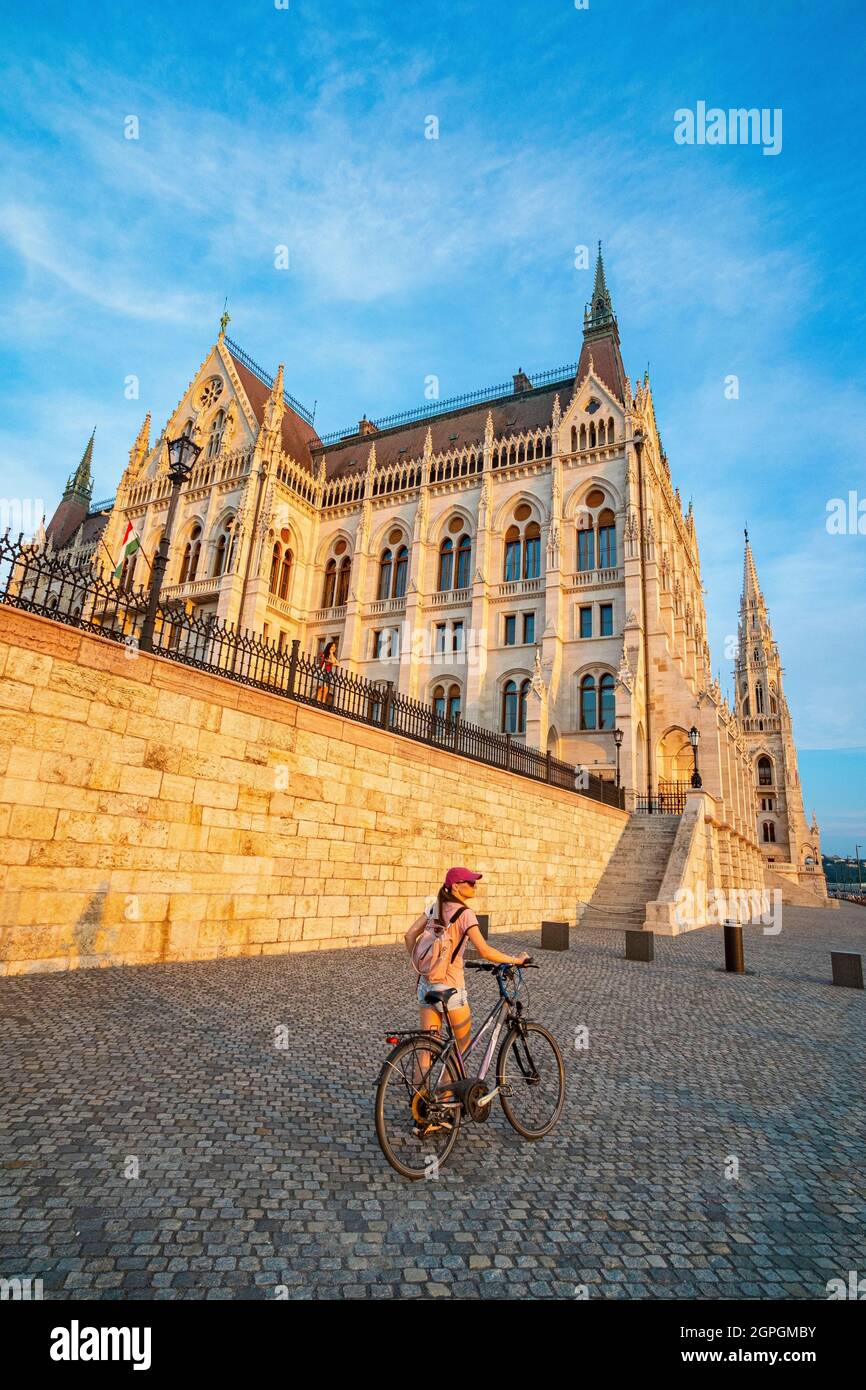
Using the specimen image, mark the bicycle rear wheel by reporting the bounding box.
[375,1036,462,1180]
[497,1022,565,1139]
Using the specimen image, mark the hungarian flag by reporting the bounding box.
[113,518,141,578]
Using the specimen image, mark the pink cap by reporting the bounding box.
[444,866,483,887]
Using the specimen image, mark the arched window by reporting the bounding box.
[336,556,351,607]
[455,535,472,589]
[269,542,281,594]
[322,558,337,608]
[207,410,225,459]
[579,423,587,450]
[278,547,293,601]
[504,514,539,581]
[434,682,461,721]
[523,522,541,579]
[378,548,392,600]
[213,517,236,578]
[762,821,776,843]
[502,678,529,733]
[597,509,616,568]
[504,526,521,582]
[438,538,453,591]
[394,545,408,598]
[577,526,595,572]
[570,425,577,452]
[755,682,764,714]
[757,756,773,786]
[179,524,202,584]
[599,673,615,729]
[215,533,227,577]
[580,675,597,729]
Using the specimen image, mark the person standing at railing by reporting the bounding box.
[315,637,338,707]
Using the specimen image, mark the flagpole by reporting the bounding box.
[98,533,119,575]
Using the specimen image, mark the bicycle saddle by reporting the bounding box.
[424,987,457,1006]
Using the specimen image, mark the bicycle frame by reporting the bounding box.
[425,970,523,1106]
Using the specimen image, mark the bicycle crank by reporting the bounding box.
[465,1081,497,1122]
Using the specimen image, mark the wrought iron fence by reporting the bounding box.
[634,781,690,815]
[0,534,625,810]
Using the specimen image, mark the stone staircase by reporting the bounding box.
[579,815,680,931]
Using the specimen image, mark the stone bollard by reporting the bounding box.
[831,952,864,990]
[625,929,654,962]
[541,920,569,951]
[723,920,745,974]
[466,914,489,960]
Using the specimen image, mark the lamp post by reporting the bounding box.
[633,428,652,805]
[139,434,202,653]
[613,726,624,788]
[688,724,702,789]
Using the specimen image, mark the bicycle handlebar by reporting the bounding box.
[466,958,537,971]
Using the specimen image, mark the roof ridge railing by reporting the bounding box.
[224,336,316,427]
[88,497,116,513]
[316,361,578,448]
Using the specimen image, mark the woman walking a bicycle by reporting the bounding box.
[376,865,565,1180]
[405,866,530,1055]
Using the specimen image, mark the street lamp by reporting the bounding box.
[688,724,702,789]
[139,434,202,652]
[613,726,624,788]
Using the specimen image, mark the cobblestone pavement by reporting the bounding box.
[1,905,864,1300]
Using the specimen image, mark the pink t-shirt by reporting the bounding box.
[433,901,479,989]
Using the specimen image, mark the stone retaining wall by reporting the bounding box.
[0,607,629,973]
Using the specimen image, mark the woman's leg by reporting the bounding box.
[447,1004,472,1059]
[415,1005,441,1088]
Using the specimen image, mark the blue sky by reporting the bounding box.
[0,0,863,851]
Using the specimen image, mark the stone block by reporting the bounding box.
[625,929,654,962]
[541,920,569,951]
[831,952,864,989]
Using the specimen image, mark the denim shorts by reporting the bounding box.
[417,976,468,1012]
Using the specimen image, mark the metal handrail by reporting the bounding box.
[317,362,578,446]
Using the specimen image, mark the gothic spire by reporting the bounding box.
[584,241,616,332]
[741,526,764,613]
[64,428,95,502]
[577,242,626,402]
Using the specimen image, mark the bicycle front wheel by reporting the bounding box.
[375,1036,462,1181]
[497,1022,565,1139]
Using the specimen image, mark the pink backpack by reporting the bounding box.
[409,904,471,984]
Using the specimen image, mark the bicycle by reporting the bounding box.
[374,959,565,1180]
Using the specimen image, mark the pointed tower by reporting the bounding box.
[576,242,627,402]
[46,429,96,549]
[128,413,151,478]
[734,530,827,897]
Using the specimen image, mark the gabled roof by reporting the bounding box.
[312,378,571,479]
[225,345,322,473]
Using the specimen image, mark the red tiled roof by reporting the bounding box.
[229,354,322,472]
[46,497,89,551]
[576,331,626,404]
[314,380,572,480]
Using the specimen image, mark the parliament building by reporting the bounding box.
[42,249,826,900]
